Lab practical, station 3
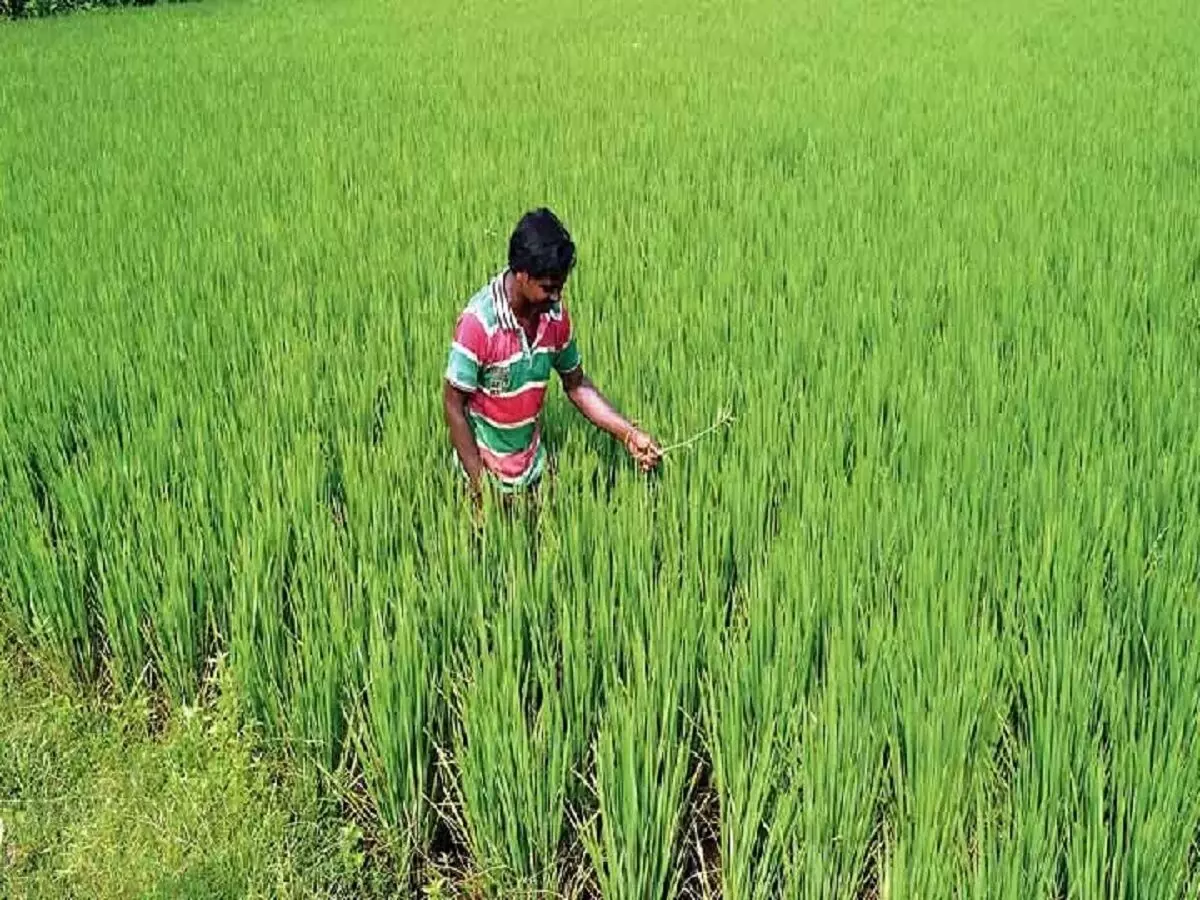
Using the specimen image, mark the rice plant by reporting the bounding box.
[2,0,1199,895]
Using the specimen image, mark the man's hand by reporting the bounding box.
[623,425,662,473]
[444,380,488,505]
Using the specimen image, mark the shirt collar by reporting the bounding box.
[491,268,519,332]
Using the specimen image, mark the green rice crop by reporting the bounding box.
[3,0,1200,895]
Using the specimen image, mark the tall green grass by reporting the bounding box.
[3,0,1200,894]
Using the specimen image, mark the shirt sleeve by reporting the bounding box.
[446,312,488,392]
[553,306,582,375]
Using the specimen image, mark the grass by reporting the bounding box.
[0,641,403,899]
[2,0,1200,895]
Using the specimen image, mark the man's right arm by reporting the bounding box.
[443,381,485,498]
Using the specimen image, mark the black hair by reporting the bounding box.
[508,207,576,281]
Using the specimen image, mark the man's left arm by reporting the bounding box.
[553,307,661,471]
[561,366,661,472]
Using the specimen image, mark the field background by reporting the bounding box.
[3,0,1200,896]
[0,644,392,899]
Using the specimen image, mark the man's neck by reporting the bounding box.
[503,271,536,325]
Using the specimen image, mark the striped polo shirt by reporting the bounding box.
[445,269,582,490]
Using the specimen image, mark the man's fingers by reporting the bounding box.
[624,427,663,472]
[636,439,661,472]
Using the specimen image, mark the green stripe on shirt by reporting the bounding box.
[446,346,480,390]
[467,412,537,455]
[554,338,581,374]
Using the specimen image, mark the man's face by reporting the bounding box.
[517,273,566,313]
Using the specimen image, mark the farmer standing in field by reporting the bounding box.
[444,207,661,504]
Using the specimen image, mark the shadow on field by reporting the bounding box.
[2,0,200,21]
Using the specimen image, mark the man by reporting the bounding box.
[443,207,661,503]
